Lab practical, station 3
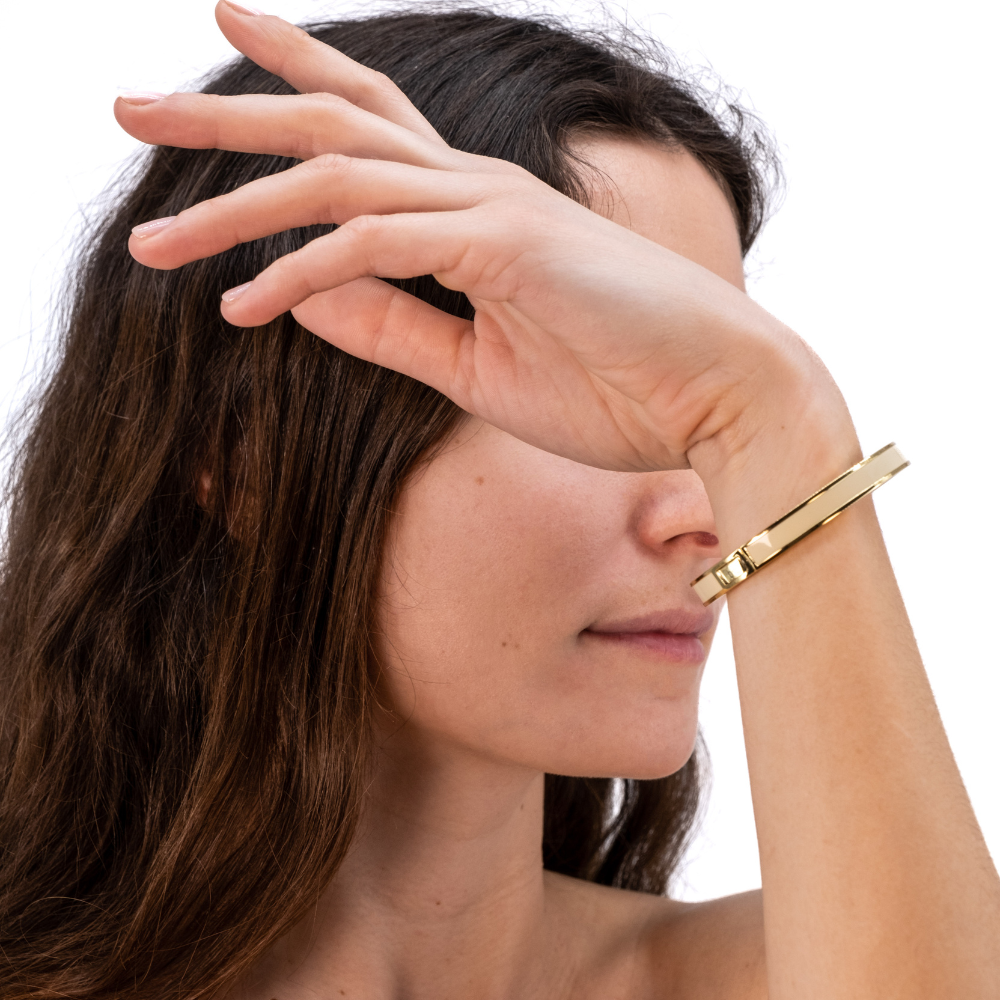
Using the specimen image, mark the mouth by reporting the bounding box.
[581,607,716,664]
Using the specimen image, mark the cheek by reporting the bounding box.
[375,434,706,779]
[377,455,600,716]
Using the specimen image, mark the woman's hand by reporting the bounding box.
[117,1,854,504]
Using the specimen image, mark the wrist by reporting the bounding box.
[687,343,861,552]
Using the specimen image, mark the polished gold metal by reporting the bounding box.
[691,443,910,605]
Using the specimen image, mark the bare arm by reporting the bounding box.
[695,409,1000,999]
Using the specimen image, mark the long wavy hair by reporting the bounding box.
[0,7,777,998]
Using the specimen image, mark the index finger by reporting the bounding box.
[215,0,446,145]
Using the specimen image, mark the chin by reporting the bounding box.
[534,701,701,781]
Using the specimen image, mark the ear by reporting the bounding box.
[196,469,213,509]
[194,462,253,541]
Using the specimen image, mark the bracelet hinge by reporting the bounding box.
[690,443,909,606]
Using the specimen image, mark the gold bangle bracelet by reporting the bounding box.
[691,442,910,606]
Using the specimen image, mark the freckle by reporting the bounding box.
[513,643,520,650]
[475,475,484,485]
[501,641,507,647]
[435,899,442,905]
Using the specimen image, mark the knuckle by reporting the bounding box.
[362,70,401,98]
[503,165,542,193]
[303,93,356,144]
[308,151,353,177]
[305,91,352,111]
[289,95,352,160]
[196,92,229,118]
[338,216,383,274]
[342,214,382,240]
[492,173,532,200]
[271,247,313,295]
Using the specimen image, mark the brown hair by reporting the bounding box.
[0,7,776,998]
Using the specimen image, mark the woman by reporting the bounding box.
[1,2,997,998]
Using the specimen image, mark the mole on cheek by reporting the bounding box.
[475,476,485,485]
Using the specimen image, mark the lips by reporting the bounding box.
[584,607,717,637]
[581,606,717,663]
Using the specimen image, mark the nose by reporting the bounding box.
[632,469,719,556]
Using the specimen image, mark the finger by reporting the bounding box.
[220,211,483,328]
[114,91,457,169]
[291,277,474,405]
[214,0,445,144]
[128,154,484,270]
[221,206,520,329]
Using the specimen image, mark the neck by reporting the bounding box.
[245,728,563,1000]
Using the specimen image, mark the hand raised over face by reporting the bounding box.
[118,0,854,493]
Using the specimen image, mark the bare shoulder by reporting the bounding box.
[544,873,766,1000]
[640,889,767,1000]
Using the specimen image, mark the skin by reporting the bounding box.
[371,139,743,786]
[232,141,747,1000]
[213,137,769,1000]
[119,3,1000,998]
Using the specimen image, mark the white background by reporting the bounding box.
[1,0,996,902]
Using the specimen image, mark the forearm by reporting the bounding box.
[703,428,1000,998]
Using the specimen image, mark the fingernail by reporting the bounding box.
[222,1,266,14]
[222,282,254,303]
[118,91,168,106]
[131,216,176,238]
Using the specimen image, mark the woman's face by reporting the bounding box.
[376,137,745,780]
